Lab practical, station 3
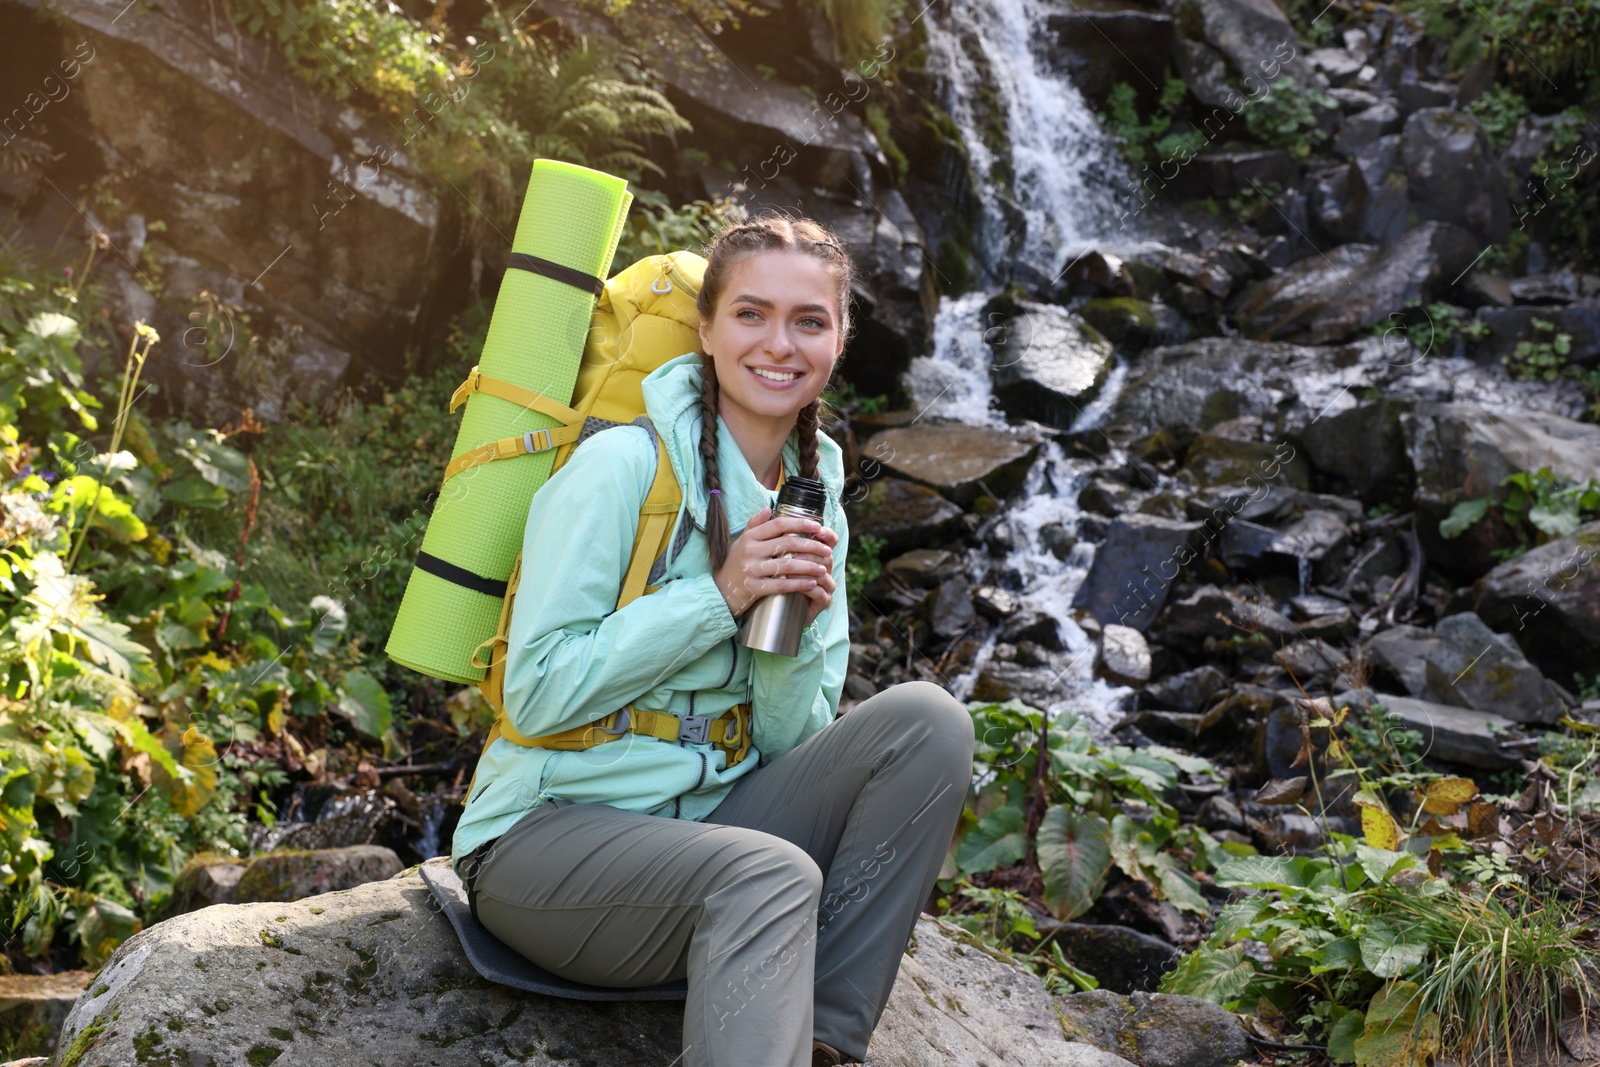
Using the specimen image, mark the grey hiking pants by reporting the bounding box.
[467,679,975,1067]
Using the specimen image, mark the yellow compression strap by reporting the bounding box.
[443,367,587,481]
[486,701,753,766]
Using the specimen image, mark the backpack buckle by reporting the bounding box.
[677,714,713,745]
[597,706,632,736]
[522,428,553,453]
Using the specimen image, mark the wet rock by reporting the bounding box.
[1453,522,1600,681]
[1053,989,1252,1067]
[1273,639,1349,686]
[233,845,404,905]
[1232,221,1479,344]
[927,576,978,639]
[1333,101,1403,155]
[1473,303,1600,368]
[1044,8,1177,112]
[1002,610,1067,651]
[1072,516,1205,631]
[1100,625,1153,685]
[1036,923,1181,994]
[1300,395,1415,504]
[1142,665,1230,714]
[990,302,1116,431]
[1042,522,1079,561]
[1164,147,1298,202]
[0,971,89,1059]
[1309,46,1365,86]
[1365,612,1564,723]
[1183,418,1310,490]
[1396,79,1456,115]
[1402,403,1600,575]
[845,477,966,557]
[1337,690,1523,768]
[1401,107,1510,245]
[1329,87,1383,113]
[1160,586,1297,644]
[973,586,1018,620]
[1346,134,1411,244]
[869,422,1044,507]
[1508,269,1600,305]
[1080,479,1136,516]
[1129,711,1203,745]
[53,862,1123,1067]
[1079,297,1188,351]
[884,548,963,589]
[1171,0,1315,96]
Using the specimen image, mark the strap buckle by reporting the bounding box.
[677,714,713,745]
[597,707,632,736]
[522,428,553,453]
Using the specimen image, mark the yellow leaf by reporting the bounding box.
[1362,806,1401,850]
[155,725,218,817]
[1421,777,1477,816]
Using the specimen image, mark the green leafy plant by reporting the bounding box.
[844,533,886,595]
[1097,76,1207,170]
[1241,77,1336,162]
[1466,84,1532,154]
[1439,466,1600,550]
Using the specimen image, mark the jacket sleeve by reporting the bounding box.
[500,425,740,739]
[748,501,850,765]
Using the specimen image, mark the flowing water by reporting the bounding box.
[902,0,1167,731]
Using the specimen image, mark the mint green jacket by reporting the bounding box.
[450,353,850,870]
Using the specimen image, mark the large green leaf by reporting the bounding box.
[1358,921,1427,978]
[1353,981,1440,1067]
[955,804,1027,875]
[1157,943,1255,1004]
[1036,806,1111,921]
[1439,498,1489,539]
[337,669,393,739]
[1214,854,1324,889]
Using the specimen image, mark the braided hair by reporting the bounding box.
[695,211,856,572]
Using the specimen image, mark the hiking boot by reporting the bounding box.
[812,1038,861,1066]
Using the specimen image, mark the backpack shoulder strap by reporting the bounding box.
[618,415,682,610]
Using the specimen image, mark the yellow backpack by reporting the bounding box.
[456,250,753,776]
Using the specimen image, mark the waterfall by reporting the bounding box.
[902,0,1158,730]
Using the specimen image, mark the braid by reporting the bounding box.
[699,359,731,571]
[795,398,822,482]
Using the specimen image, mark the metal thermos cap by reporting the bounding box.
[775,476,828,517]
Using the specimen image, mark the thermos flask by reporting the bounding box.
[738,476,830,657]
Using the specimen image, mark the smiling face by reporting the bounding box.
[697,249,844,439]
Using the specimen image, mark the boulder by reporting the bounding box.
[1364,613,1564,723]
[1167,0,1314,97]
[1141,665,1230,714]
[1332,101,1403,156]
[1472,303,1600,368]
[1345,134,1410,244]
[1401,107,1510,246]
[1300,395,1415,503]
[1183,417,1311,490]
[0,972,89,1059]
[868,423,1044,507]
[926,576,978,639]
[6,0,457,422]
[845,477,966,557]
[1072,516,1205,631]
[989,302,1116,431]
[1453,522,1600,681]
[1158,585,1297,645]
[1111,338,1337,442]
[1036,923,1181,994]
[883,548,964,589]
[1337,691,1523,768]
[1401,403,1600,575]
[1042,9,1177,111]
[50,862,1131,1067]
[1053,990,1252,1067]
[1099,625,1153,685]
[234,845,404,904]
[1231,221,1479,344]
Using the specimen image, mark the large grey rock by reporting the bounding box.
[989,302,1116,431]
[1300,395,1415,503]
[868,423,1044,507]
[1454,522,1600,681]
[1099,625,1152,685]
[1054,989,1252,1067]
[1339,691,1523,768]
[50,863,1127,1067]
[0,972,89,1059]
[1364,613,1564,723]
[1402,403,1600,575]
[1037,923,1181,995]
[234,845,404,904]
[1345,134,1410,243]
[1401,107,1510,246]
[1072,515,1204,631]
[1167,0,1316,97]
[8,0,453,422]
[1232,221,1479,344]
[845,477,966,557]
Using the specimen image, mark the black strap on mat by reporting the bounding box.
[507,252,604,297]
[414,550,508,599]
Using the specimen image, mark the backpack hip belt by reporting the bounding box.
[486,700,754,769]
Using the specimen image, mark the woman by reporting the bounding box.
[450,212,975,1067]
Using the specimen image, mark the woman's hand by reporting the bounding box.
[713,506,838,627]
